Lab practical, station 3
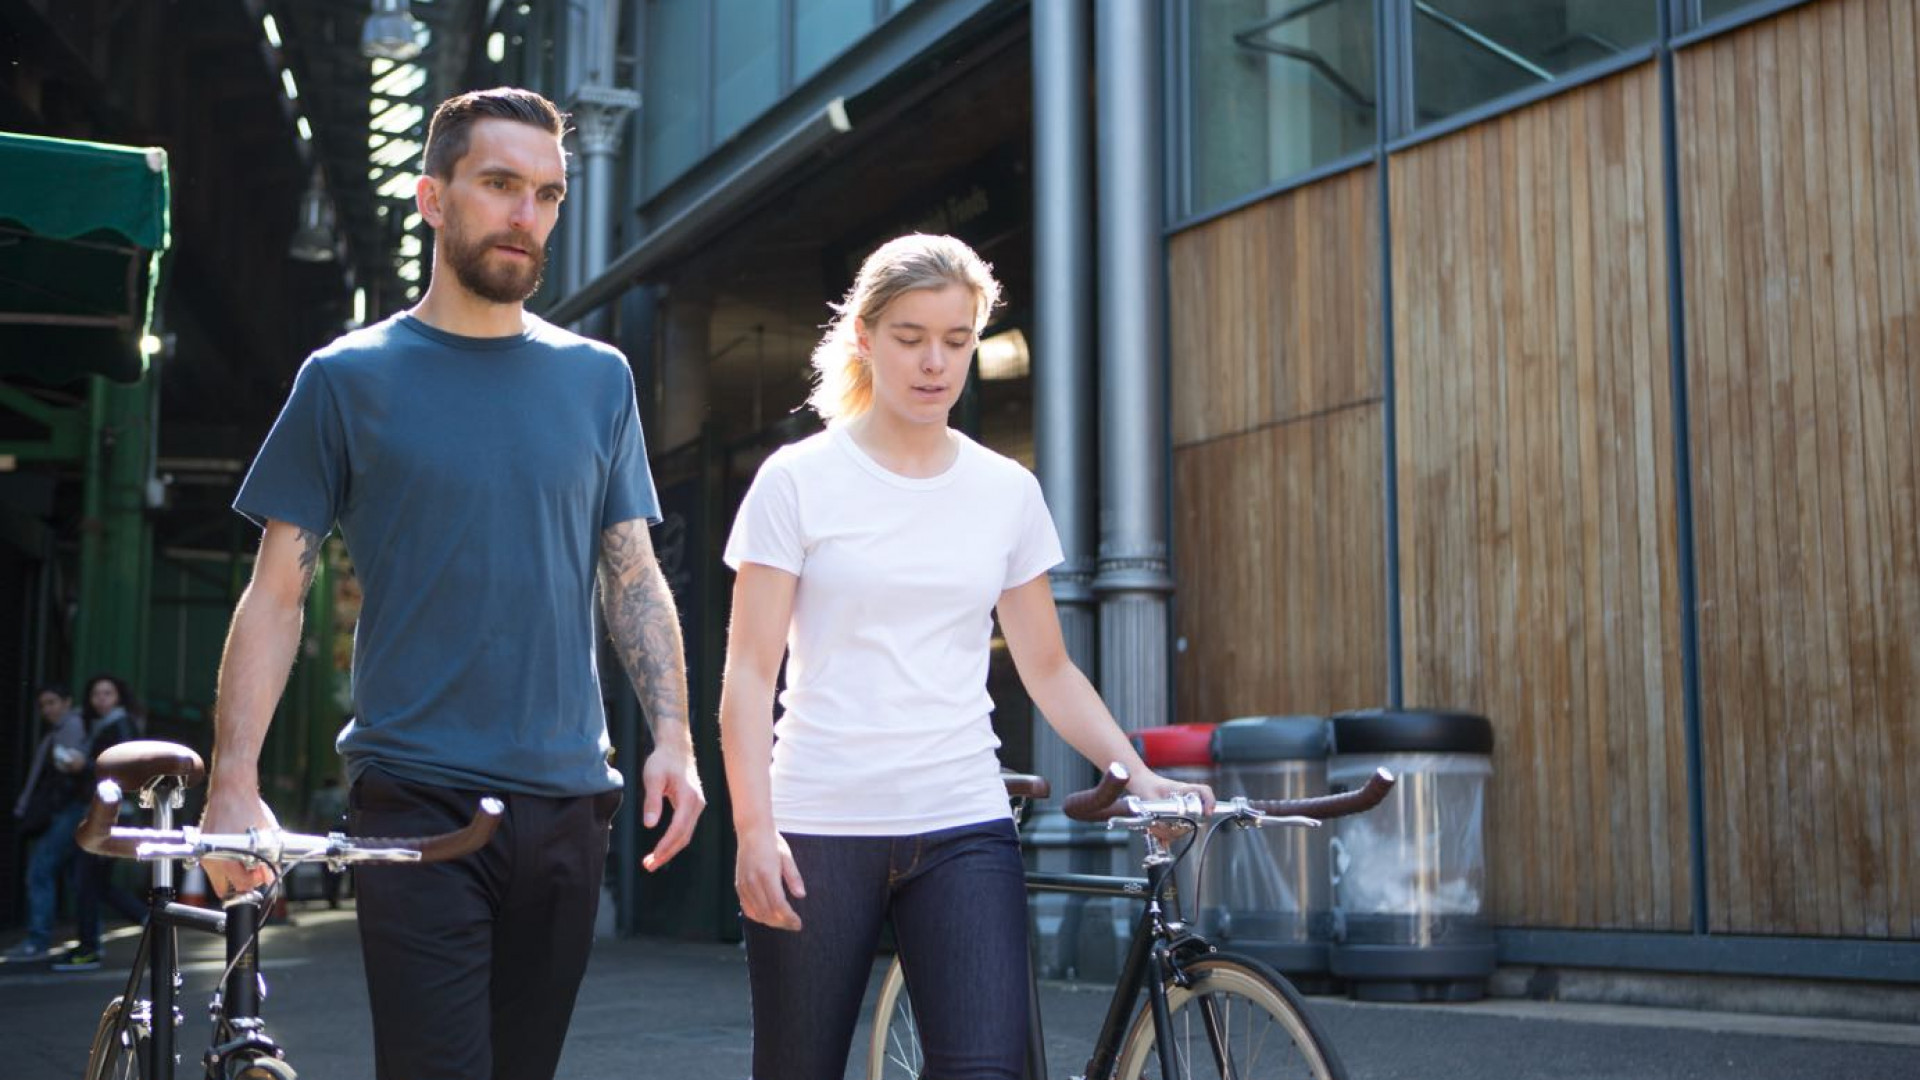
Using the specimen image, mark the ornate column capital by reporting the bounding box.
[568,84,641,158]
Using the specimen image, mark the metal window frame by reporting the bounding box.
[1676,0,1820,46]
[1160,0,1827,238]
[1499,930,1920,984]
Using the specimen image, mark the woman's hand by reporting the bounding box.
[1128,767,1216,815]
[735,827,806,932]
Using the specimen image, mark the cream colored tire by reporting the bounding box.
[1115,956,1345,1080]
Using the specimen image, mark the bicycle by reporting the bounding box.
[72,740,503,1080]
[868,762,1395,1080]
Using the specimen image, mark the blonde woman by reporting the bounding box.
[720,233,1213,1078]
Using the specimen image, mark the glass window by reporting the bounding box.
[642,0,706,195]
[1412,0,1658,126]
[794,0,873,82]
[1185,0,1376,219]
[1696,0,1771,22]
[715,0,781,141]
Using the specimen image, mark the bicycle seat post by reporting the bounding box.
[147,779,182,1080]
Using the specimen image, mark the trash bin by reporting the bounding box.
[1203,715,1333,981]
[1327,708,1497,1002]
[1131,723,1218,923]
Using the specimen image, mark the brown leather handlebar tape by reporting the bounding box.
[1001,773,1052,801]
[348,797,506,862]
[1062,763,1133,822]
[1247,768,1396,821]
[76,781,142,858]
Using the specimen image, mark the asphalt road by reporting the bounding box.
[2,904,1914,1079]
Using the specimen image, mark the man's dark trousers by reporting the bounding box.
[349,765,620,1080]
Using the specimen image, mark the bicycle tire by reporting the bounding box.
[84,996,148,1080]
[1115,954,1347,1080]
[866,957,924,1080]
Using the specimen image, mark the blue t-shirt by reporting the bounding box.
[234,313,660,796]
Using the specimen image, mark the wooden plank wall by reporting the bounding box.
[1169,167,1387,726]
[1389,66,1692,931]
[1676,0,1919,939]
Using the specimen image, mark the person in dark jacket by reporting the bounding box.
[4,683,87,961]
[52,675,149,971]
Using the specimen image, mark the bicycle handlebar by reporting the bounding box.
[1061,762,1397,823]
[77,779,505,867]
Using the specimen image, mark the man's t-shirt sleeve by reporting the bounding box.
[601,367,662,529]
[233,358,347,535]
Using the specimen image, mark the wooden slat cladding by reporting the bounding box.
[1391,66,1691,931]
[1170,166,1381,448]
[1676,0,1919,939]
[1173,404,1387,726]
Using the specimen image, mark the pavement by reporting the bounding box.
[2,902,1916,1079]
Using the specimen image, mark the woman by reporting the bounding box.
[53,674,149,971]
[720,233,1212,1079]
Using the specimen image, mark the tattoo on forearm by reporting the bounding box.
[297,529,324,592]
[600,521,690,733]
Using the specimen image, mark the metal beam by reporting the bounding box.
[541,98,851,326]
[1498,929,1920,985]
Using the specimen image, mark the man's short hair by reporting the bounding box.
[422,87,568,179]
[36,681,70,701]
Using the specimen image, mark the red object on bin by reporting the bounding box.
[1131,723,1217,768]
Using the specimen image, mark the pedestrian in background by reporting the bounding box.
[54,674,148,971]
[5,683,88,961]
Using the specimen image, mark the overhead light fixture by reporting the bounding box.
[290,169,339,263]
[978,328,1031,381]
[361,0,428,62]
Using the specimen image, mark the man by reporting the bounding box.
[4,683,87,961]
[201,87,704,1080]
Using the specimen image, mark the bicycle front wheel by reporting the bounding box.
[84,995,149,1080]
[866,956,923,1080]
[1116,955,1347,1080]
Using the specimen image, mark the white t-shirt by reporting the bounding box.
[722,425,1065,835]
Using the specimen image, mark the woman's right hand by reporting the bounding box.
[735,827,806,932]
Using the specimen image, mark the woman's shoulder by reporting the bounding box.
[953,431,1040,489]
[759,429,839,475]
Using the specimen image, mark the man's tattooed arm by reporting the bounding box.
[599,519,692,740]
[202,519,328,894]
[297,527,325,592]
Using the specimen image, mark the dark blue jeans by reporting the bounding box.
[744,818,1029,1080]
[22,801,85,950]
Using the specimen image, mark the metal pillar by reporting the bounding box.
[1028,0,1112,980]
[566,0,638,342]
[1093,0,1173,736]
[570,84,640,342]
[73,374,153,688]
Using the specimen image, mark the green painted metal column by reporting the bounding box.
[73,373,154,688]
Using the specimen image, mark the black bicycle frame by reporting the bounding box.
[1023,861,1179,1080]
[113,779,276,1080]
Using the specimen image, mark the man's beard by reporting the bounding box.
[443,217,545,305]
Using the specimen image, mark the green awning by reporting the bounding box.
[0,131,171,384]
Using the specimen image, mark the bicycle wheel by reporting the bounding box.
[84,996,148,1080]
[1116,955,1346,1080]
[866,957,924,1080]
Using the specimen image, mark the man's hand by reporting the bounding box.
[638,744,706,872]
[198,775,281,898]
